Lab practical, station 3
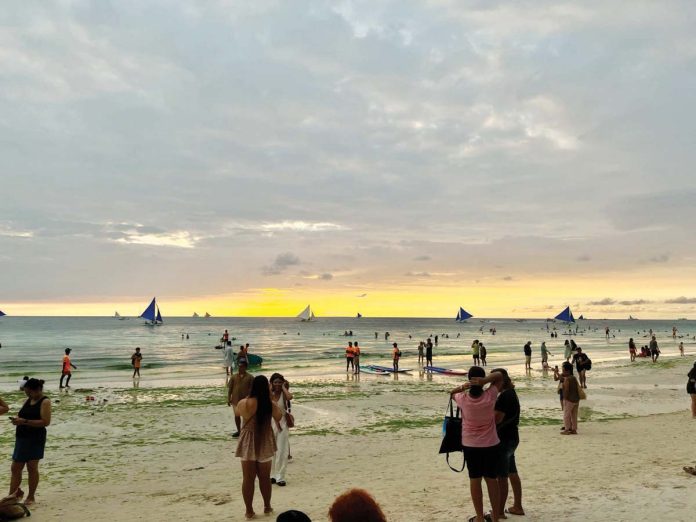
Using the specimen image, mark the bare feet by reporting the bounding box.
[245,511,256,519]
[25,497,35,506]
[506,506,525,516]
[264,506,274,514]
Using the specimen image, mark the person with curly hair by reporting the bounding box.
[328,488,386,522]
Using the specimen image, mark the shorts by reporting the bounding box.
[462,444,499,479]
[525,355,531,363]
[496,438,519,477]
[687,381,696,395]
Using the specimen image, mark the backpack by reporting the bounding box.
[0,493,31,521]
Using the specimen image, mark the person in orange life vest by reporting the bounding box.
[353,342,361,374]
[59,348,77,389]
[345,342,355,372]
[392,343,401,372]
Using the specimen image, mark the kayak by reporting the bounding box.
[424,366,468,376]
[246,354,263,366]
[367,365,412,373]
[359,366,391,375]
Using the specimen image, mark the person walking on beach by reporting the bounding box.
[629,338,637,362]
[560,362,581,435]
[572,347,590,389]
[540,342,551,366]
[235,375,283,519]
[59,348,77,389]
[472,340,480,365]
[523,342,532,371]
[9,378,51,505]
[228,359,254,438]
[223,342,236,377]
[687,362,696,418]
[392,343,401,372]
[417,341,425,366]
[450,368,504,522]
[679,342,685,357]
[492,368,525,518]
[131,347,142,378]
[649,335,660,363]
[345,341,355,372]
[563,340,572,362]
[426,338,433,367]
[270,373,293,487]
[480,344,487,366]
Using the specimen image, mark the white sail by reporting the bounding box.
[114,311,120,318]
[297,305,314,321]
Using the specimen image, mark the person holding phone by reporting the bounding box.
[9,378,51,505]
[270,373,294,487]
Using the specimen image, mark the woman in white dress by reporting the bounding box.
[270,373,293,486]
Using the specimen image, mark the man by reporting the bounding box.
[345,341,354,372]
[523,342,532,370]
[425,338,433,366]
[222,329,229,344]
[649,335,660,363]
[353,341,361,374]
[227,359,253,438]
[493,368,524,517]
[392,343,401,372]
[131,347,142,378]
[59,348,77,389]
[223,341,235,377]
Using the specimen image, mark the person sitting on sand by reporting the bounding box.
[59,348,77,389]
[450,368,505,522]
[328,488,386,522]
[228,359,254,438]
[9,378,51,506]
[131,347,142,378]
[560,363,581,435]
[235,375,283,520]
[687,362,696,418]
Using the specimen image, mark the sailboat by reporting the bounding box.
[114,311,127,321]
[140,297,163,326]
[554,306,575,323]
[0,310,5,317]
[578,315,585,320]
[356,313,362,318]
[628,315,638,320]
[192,312,199,318]
[204,312,211,318]
[455,307,473,322]
[297,305,316,322]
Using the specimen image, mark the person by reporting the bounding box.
[328,488,387,522]
[235,375,283,520]
[523,342,532,370]
[492,369,524,517]
[540,342,550,366]
[560,362,580,434]
[353,341,361,374]
[131,347,142,378]
[472,340,480,365]
[435,335,439,345]
[345,341,354,372]
[679,342,685,357]
[224,341,236,377]
[9,378,51,505]
[17,376,29,391]
[270,373,293,487]
[426,338,433,366]
[417,341,425,366]
[223,329,229,344]
[605,326,610,339]
[228,359,254,438]
[480,344,487,367]
[450,368,504,522]
[649,335,660,363]
[0,396,8,416]
[629,338,637,362]
[563,340,571,361]
[687,362,696,418]
[392,343,401,372]
[59,348,77,389]
[673,326,677,339]
[572,347,590,388]
[277,511,312,522]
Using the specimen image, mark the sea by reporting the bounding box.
[0,316,693,391]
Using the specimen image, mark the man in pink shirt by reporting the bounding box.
[451,367,504,522]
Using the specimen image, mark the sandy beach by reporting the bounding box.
[1,353,694,521]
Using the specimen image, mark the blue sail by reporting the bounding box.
[455,309,461,321]
[140,298,157,322]
[555,306,575,323]
[458,307,473,321]
[0,310,5,317]
[156,307,163,323]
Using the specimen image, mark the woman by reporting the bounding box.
[329,488,387,522]
[9,378,51,505]
[563,340,571,362]
[450,367,504,522]
[628,338,637,362]
[687,362,696,418]
[270,373,293,487]
[235,375,283,519]
[560,363,581,435]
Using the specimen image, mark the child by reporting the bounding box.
[59,348,77,388]
[131,347,143,378]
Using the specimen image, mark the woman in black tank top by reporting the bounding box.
[9,378,52,505]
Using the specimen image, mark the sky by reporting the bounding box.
[1,0,696,318]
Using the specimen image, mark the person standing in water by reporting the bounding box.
[563,340,572,362]
[649,335,660,363]
[131,347,142,378]
[417,341,425,366]
[353,341,361,374]
[345,341,354,372]
[629,338,637,362]
[223,342,236,377]
[392,343,401,372]
[270,373,293,487]
[480,344,487,366]
[472,340,480,365]
[523,342,532,371]
[59,348,77,389]
[679,342,685,357]
[228,359,254,438]
[540,342,551,367]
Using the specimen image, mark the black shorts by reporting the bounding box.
[496,438,519,477]
[463,444,499,479]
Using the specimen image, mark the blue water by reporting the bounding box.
[0,317,693,389]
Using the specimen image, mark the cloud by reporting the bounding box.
[259,221,347,232]
[0,224,34,238]
[576,255,591,262]
[648,254,670,263]
[618,299,651,306]
[502,275,514,281]
[319,272,333,280]
[414,255,431,261]
[356,293,368,297]
[262,252,301,275]
[405,271,431,277]
[665,296,696,304]
[112,230,198,249]
[588,298,616,306]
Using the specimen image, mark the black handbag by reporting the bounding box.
[439,397,466,472]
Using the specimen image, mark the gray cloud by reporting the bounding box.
[319,272,333,280]
[405,271,431,277]
[502,275,514,281]
[414,255,431,261]
[665,296,696,304]
[588,298,616,306]
[262,252,301,275]
[576,255,591,262]
[618,299,651,306]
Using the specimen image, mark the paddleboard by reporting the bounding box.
[425,366,468,376]
[359,366,391,375]
[368,364,412,373]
